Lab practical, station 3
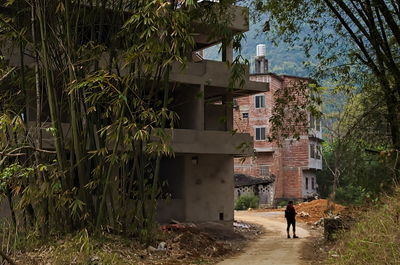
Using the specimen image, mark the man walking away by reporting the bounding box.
[285,201,298,239]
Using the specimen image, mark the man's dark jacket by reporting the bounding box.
[285,204,296,220]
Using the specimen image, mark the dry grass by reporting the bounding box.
[327,188,400,265]
[8,222,263,265]
[11,230,142,265]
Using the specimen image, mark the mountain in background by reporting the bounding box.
[204,22,311,77]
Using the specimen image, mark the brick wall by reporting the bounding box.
[282,139,309,168]
[234,73,317,202]
[281,167,303,198]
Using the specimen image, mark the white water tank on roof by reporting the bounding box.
[256,44,266,57]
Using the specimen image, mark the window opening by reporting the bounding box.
[255,127,266,140]
[255,95,265,108]
[310,144,315,158]
[260,165,269,176]
[310,114,315,129]
[316,145,321,160]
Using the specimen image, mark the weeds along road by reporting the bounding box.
[218,211,311,265]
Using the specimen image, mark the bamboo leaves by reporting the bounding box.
[0,0,245,245]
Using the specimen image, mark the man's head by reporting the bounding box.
[288,200,293,205]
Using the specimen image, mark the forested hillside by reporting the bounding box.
[205,21,311,77]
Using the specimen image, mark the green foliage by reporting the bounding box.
[253,0,400,171]
[334,185,368,206]
[0,163,33,193]
[327,188,400,265]
[317,140,393,204]
[277,200,289,207]
[317,83,395,204]
[0,0,251,248]
[268,79,323,143]
[234,195,259,210]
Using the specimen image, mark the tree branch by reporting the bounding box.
[322,0,378,71]
[0,145,57,157]
[373,0,400,45]
[388,0,400,21]
[331,0,372,40]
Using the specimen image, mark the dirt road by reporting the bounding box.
[218,211,311,265]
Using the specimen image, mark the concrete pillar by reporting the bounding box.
[223,92,234,131]
[222,42,233,63]
[183,154,234,224]
[25,85,36,122]
[196,84,205,130]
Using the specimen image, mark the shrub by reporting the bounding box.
[335,185,368,206]
[277,200,289,208]
[234,195,259,210]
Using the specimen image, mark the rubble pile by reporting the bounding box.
[323,216,356,240]
[233,221,264,239]
[233,221,251,231]
[141,226,232,264]
[295,199,346,223]
[167,227,230,258]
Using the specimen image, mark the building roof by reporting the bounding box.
[234,174,275,187]
[249,72,316,84]
[249,72,283,81]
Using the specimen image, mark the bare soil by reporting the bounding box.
[256,199,346,223]
[217,211,313,265]
[295,199,346,223]
[12,199,348,265]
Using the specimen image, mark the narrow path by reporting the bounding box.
[218,211,311,265]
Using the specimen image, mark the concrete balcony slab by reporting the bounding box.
[168,129,253,156]
[170,60,269,96]
[309,158,322,170]
[29,122,253,156]
[193,4,249,49]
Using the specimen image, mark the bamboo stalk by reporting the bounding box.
[36,0,68,190]
[64,0,93,218]
[96,85,128,229]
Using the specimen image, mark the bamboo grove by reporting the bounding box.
[0,0,243,243]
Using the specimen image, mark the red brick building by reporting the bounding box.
[233,45,323,205]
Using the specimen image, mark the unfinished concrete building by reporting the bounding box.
[2,3,268,225]
[234,45,323,205]
[156,8,268,225]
